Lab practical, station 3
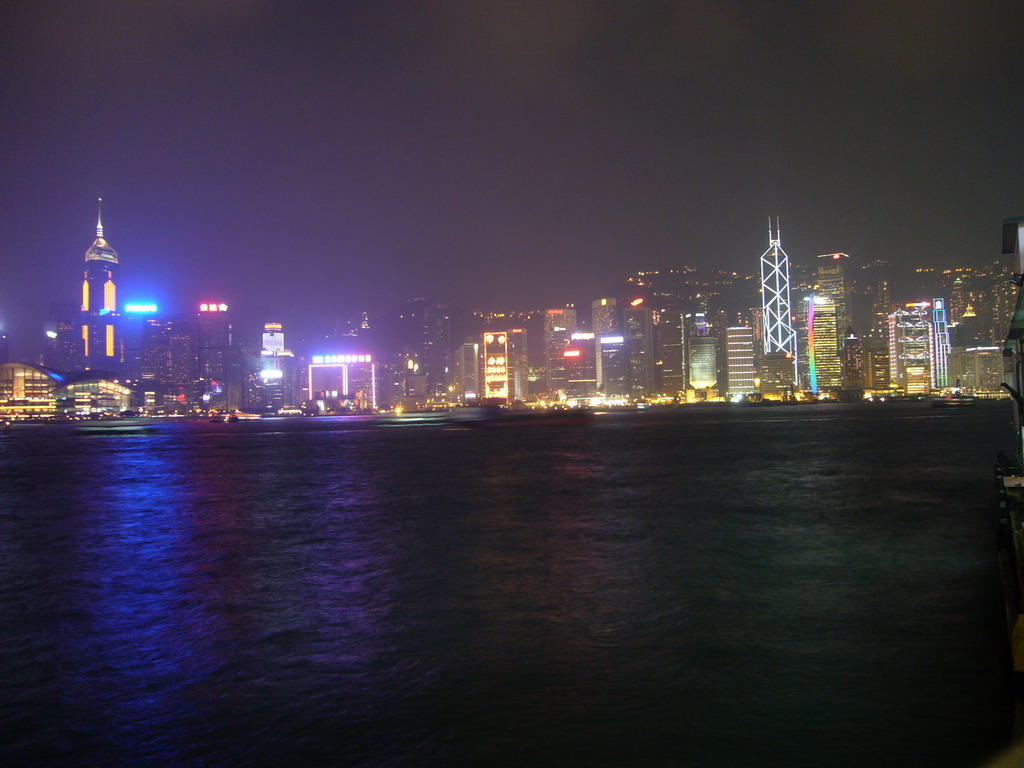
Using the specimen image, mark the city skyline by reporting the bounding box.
[2,2,1022,359]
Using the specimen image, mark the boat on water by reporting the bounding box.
[931,394,978,408]
[76,418,156,435]
[449,406,592,428]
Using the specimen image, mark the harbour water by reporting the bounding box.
[0,402,1016,767]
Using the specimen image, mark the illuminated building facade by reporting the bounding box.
[564,333,597,398]
[137,313,194,413]
[888,303,933,395]
[0,362,64,418]
[931,298,951,389]
[598,336,628,397]
[760,219,797,380]
[197,302,242,409]
[592,298,618,335]
[685,312,717,394]
[54,371,133,415]
[396,299,450,397]
[842,328,865,389]
[948,346,1002,390]
[624,299,655,397]
[308,354,377,412]
[815,253,851,341]
[725,326,755,396]
[544,307,576,397]
[759,352,796,398]
[80,200,120,371]
[656,310,685,397]
[482,332,509,403]
[507,328,529,402]
[807,296,842,394]
[256,322,300,412]
[453,341,480,401]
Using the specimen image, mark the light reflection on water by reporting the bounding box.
[0,404,1016,766]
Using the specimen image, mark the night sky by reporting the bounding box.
[2,1,1022,358]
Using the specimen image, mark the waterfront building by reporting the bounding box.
[482,331,509,404]
[656,310,685,398]
[624,299,655,398]
[931,299,951,389]
[564,333,597,398]
[948,346,1003,391]
[0,362,63,418]
[197,302,242,410]
[507,328,529,402]
[863,345,891,392]
[685,311,717,397]
[80,200,120,372]
[137,314,195,413]
[888,303,933,395]
[0,333,8,365]
[544,307,576,398]
[255,322,300,412]
[396,299,450,398]
[308,354,377,412]
[760,219,797,382]
[807,295,842,394]
[54,371,133,415]
[815,253,851,342]
[598,335,628,398]
[842,328,865,390]
[725,326,755,396]
[452,341,480,402]
[758,351,796,399]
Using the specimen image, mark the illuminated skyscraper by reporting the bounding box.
[623,299,655,397]
[591,298,618,335]
[655,310,684,397]
[842,328,865,389]
[544,307,576,397]
[507,328,529,402]
[807,296,842,394]
[888,303,933,395]
[815,253,851,337]
[482,331,509,403]
[564,332,597,398]
[453,341,481,402]
[255,322,299,412]
[80,199,120,371]
[197,302,242,409]
[760,219,797,380]
[598,335,628,397]
[396,299,450,397]
[137,313,194,413]
[725,326,755,396]
[685,312,717,394]
[930,299,951,389]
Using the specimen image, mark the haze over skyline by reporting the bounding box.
[2,0,1022,359]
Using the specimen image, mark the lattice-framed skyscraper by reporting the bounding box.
[760,219,797,383]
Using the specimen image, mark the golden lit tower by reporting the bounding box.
[80,198,120,370]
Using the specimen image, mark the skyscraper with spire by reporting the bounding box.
[760,218,797,387]
[81,199,120,371]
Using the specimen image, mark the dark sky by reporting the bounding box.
[2,0,1022,357]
